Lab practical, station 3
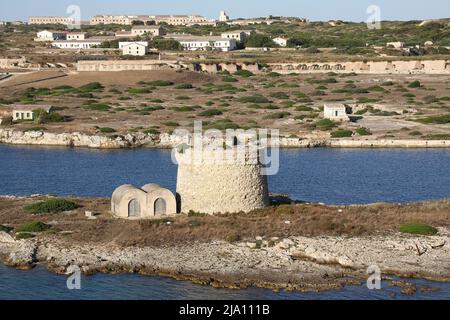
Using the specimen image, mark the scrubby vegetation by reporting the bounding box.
[330,129,353,138]
[24,198,80,214]
[16,221,51,233]
[399,222,438,235]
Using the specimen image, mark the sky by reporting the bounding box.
[0,0,449,22]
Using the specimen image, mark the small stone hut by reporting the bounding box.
[111,183,177,219]
[323,103,349,121]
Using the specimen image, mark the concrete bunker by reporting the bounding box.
[111,183,177,219]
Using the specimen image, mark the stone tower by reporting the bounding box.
[175,146,269,214]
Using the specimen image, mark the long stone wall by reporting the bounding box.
[268,60,450,74]
[76,60,187,72]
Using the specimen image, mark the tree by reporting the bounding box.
[154,39,182,51]
[244,34,277,48]
[287,37,305,47]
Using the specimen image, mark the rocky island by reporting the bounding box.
[1,195,449,293]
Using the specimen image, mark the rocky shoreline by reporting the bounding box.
[0,128,448,149]
[1,229,449,292]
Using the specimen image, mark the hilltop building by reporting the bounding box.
[90,14,210,26]
[66,32,88,40]
[35,30,67,42]
[221,30,253,42]
[167,34,237,51]
[51,37,114,49]
[219,11,230,22]
[120,41,149,56]
[131,25,165,37]
[29,16,76,25]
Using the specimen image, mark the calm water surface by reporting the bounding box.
[0,144,449,300]
[0,144,449,204]
[1,264,450,300]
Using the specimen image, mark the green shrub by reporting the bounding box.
[25,198,80,214]
[238,95,270,103]
[16,221,51,233]
[78,82,104,92]
[171,106,198,112]
[16,232,35,239]
[414,114,450,124]
[264,112,291,119]
[205,119,240,130]
[0,116,13,126]
[162,121,179,127]
[269,92,290,99]
[296,106,313,112]
[33,109,65,124]
[198,109,223,117]
[127,87,152,94]
[222,75,238,82]
[234,70,254,77]
[147,80,174,87]
[315,119,337,130]
[330,129,353,138]
[399,223,437,235]
[23,126,46,132]
[407,80,421,88]
[355,127,372,136]
[142,105,165,112]
[409,130,422,136]
[0,225,13,233]
[143,128,160,135]
[423,95,439,103]
[83,103,111,111]
[175,95,191,100]
[98,127,116,133]
[425,134,450,140]
[175,83,194,89]
[266,72,281,77]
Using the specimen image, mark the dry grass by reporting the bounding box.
[0,196,449,247]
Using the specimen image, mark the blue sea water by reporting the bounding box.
[0,144,449,300]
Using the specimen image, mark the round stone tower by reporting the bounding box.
[175,147,269,214]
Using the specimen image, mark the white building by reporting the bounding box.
[121,42,148,56]
[29,16,75,25]
[90,14,210,26]
[323,104,349,121]
[221,30,253,42]
[67,32,88,40]
[52,39,103,49]
[119,41,149,55]
[90,15,133,25]
[131,25,165,37]
[12,105,53,121]
[273,37,289,47]
[35,30,67,42]
[219,11,230,22]
[118,41,148,49]
[170,35,237,52]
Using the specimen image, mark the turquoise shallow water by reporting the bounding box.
[0,144,449,299]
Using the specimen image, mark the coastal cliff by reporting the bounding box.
[0,128,448,149]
